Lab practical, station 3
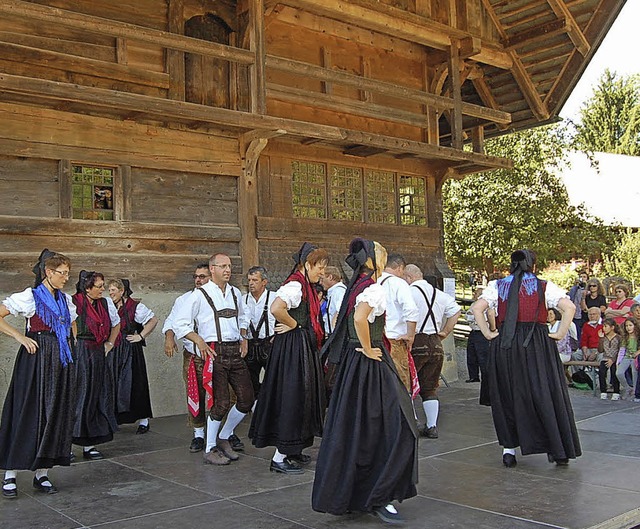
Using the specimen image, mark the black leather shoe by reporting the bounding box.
[82,449,104,460]
[548,453,569,466]
[372,504,405,525]
[33,476,58,494]
[189,437,205,453]
[228,433,245,451]
[465,378,480,383]
[421,426,439,439]
[69,452,76,463]
[286,453,311,465]
[502,453,517,468]
[270,460,304,474]
[2,478,17,499]
[136,424,150,434]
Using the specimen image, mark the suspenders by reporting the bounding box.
[197,286,239,342]
[411,284,439,334]
[245,291,272,340]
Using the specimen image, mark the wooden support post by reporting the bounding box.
[321,47,332,95]
[249,0,267,114]
[167,0,185,101]
[448,39,463,150]
[471,126,484,154]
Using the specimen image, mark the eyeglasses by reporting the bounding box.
[212,264,232,270]
[193,274,210,280]
[588,284,598,288]
[51,270,70,277]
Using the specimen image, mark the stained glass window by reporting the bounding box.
[291,161,327,219]
[71,165,115,220]
[329,165,363,221]
[365,170,397,224]
[399,175,427,225]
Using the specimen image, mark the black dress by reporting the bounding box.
[312,293,418,514]
[72,296,117,446]
[111,298,153,424]
[0,291,76,470]
[249,296,325,455]
[485,276,581,460]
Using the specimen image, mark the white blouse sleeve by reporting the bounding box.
[105,296,121,326]
[2,288,36,318]
[64,293,78,322]
[480,280,499,311]
[355,283,387,323]
[545,280,568,309]
[134,302,155,325]
[275,281,303,310]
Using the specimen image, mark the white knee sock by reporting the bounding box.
[272,449,286,463]
[3,470,17,490]
[194,427,205,439]
[83,446,95,453]
[503,448,516,456]
[35,469,52,486]
[218,405,246,440]
[138,418,149,427]
[206,417,222,452]
[422,399,439,428]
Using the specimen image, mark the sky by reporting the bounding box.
[559,0,638,121]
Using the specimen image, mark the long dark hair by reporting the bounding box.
[501,249,537,349]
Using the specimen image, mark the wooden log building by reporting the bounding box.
[0,0,626,413]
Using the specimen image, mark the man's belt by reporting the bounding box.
[207,340,240,347]
[249,336,273,344]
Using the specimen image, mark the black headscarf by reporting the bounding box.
[501,249,537,349]
[121,279,133,298]
[32,248,55,287]
[291,242,317,273]
[75,270,96,294]
[321,238,377,365]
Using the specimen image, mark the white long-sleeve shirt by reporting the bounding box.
[378,272,419,339]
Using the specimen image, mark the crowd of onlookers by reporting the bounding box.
[550,272,640,401]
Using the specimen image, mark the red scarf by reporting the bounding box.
[284,270,324,348]
[73,293,111,344]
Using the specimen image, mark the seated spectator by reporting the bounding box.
[577,307,602,362]
[616,317,640,399]
[598,318,621,400]
[605,284,634,326]
[548,308,577,363]
[630,303,640,321]
[581,278,607,322]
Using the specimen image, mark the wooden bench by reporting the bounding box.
[563,360,600,397]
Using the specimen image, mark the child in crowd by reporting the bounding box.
[616,317,640,400]
[598,318,621,400]
[579,307,602,362]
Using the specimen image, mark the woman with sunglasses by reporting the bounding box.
[0,250,77,498]
[580,279,607,323]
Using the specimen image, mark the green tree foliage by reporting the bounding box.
[602,228,640,290]
[573,69,640,156]
[443,125,614,274]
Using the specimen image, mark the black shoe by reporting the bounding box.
[465,378,480,383]
[2,478,17,499]
[502,453,517,468]
[286,453,311,465]
[136,424,150,435]
[33,475,58,494]
[69,452,76,463]
[421,426,439,439]
[189,437,205,453]
[547,453,569,466]
[228,433,245,451]
[82,449,104,461]
[372,504,405,525]
[270,460,304,474]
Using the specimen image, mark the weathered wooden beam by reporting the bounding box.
[471,75,509,131]
[459,36,481,59]
[264,0,513,70]
[503,18,568,50]
[249,0,267,114]
[471,126,485,154]
[0,0,255,65]
[0,73,512,169]
[343,145,388,157]
[448,40,463,150]
[167,0,186,101]
[266,55,511,125]
[546,0,590,56]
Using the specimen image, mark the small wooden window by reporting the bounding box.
[399,175,427,226]
[71,164,115,220]
[330,165,363,222]
[292,161,327,219]
[365,170,397,224]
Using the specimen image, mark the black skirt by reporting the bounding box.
[312,342,418,514]
[0,333,76,470]
[110,340,153,424]
[485,322,581,459]
[249,326,324,454]
[72,339,117,446]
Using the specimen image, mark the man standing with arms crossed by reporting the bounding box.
[173,254,254,465]
[404,264,461,439]
[163,263,211,453]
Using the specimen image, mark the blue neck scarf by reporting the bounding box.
[32,283,73,366]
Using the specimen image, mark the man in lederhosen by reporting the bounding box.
[173,253,254,466]
[404,264,461,440]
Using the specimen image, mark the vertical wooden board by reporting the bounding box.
[466,0,483,36]
[257,155,272,217]
[431,0,450,25]
[167,0,185,101]
[58,159,72,218]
